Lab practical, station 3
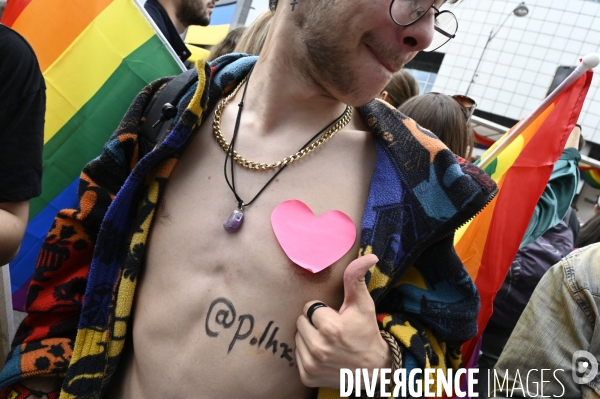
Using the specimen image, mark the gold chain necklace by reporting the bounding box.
[213,77,353,171]
[217,71,353,232]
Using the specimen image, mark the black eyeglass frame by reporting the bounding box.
[388,0,458,51]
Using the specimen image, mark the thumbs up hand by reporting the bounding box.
[295,254,393,389]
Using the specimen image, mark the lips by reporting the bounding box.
[366,44,396,73]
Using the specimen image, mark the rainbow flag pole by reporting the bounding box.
[3,0,185,311]
[454,53,598,372]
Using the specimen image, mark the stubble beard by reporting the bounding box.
[297,4,360,100]
[177,0,211,27]
[303,33,358,99]
[298,10,406,104]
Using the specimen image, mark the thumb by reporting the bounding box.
[339,254,379,314]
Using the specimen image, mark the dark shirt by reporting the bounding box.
[0,24,45,202]
[144,0,191,62]
[566,206,580,242]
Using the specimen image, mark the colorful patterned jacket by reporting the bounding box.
[0,54,497,398]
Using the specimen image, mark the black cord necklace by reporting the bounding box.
[221,69,352,233]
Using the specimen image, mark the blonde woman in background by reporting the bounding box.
[208,10,273,61]
[234,10,273,55]
[207,26,247,61]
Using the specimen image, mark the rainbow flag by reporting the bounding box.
[473,131,496,150]
[454,69,593,366]
[3,0,184,310]
[579,165,600,189]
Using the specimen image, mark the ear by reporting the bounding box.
[595,204,599,214]
[380,91,390,103]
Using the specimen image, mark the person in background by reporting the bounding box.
[207,26,247,61]
[475,124,582,395]
[476,215,575,397]
[566,125,586,242]
[399,96,581,248]
[575,194,600,248]
[398,94,583,397]
[398,92,473,159]
[379,69,419,108]
[144,0,219,63]
[520,124,582,247]
[233,10,273,55]
[0,24,45,266]
[489,243,600,399]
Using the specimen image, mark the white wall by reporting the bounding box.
[433,0,600,144]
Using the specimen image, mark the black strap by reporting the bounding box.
[139,68,195,157]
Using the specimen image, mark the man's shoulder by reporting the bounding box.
[0,24,38,68]
[143,0,163,19]
[143,0,170,37]
[0,24,28,48]
[0,25,44,103]
[358,98,497,237]
[358,98,496,193]
[561,244,600,291]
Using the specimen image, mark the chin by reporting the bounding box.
[342,86,389,108]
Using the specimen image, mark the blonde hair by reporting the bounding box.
[234,10,273,55]
[207,26,247,61]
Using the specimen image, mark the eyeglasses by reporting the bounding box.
[451,94,477,124]
[389,0,458,52]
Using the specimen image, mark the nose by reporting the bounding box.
[395,9,436,52]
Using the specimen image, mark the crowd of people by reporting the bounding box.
[1,0,599,398]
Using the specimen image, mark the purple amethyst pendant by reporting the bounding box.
[223,209,244,232]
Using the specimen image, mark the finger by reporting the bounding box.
[339,254,379,314]
[295,333,312,386]
[302,300,338,330]
[295,330,309,362]
[296,314,319,347]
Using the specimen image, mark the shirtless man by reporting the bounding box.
[0,0,496,398]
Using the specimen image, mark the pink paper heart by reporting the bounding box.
[271,200,357,273]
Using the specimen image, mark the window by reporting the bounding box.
[404,52,444,93]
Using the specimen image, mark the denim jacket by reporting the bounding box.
[490,243,600,398]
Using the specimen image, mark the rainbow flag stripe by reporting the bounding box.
[3,0,184,310]
[473,131,496,150]
[579,165,600,189]
[454,70,593,366]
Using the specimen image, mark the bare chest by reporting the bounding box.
[146,110,376,290]
[111,115,376,398]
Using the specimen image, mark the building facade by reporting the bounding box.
[432,0,600,144]
[427,0,600,219]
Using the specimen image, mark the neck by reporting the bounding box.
[238,37,348,138]
[157,0,186,34]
